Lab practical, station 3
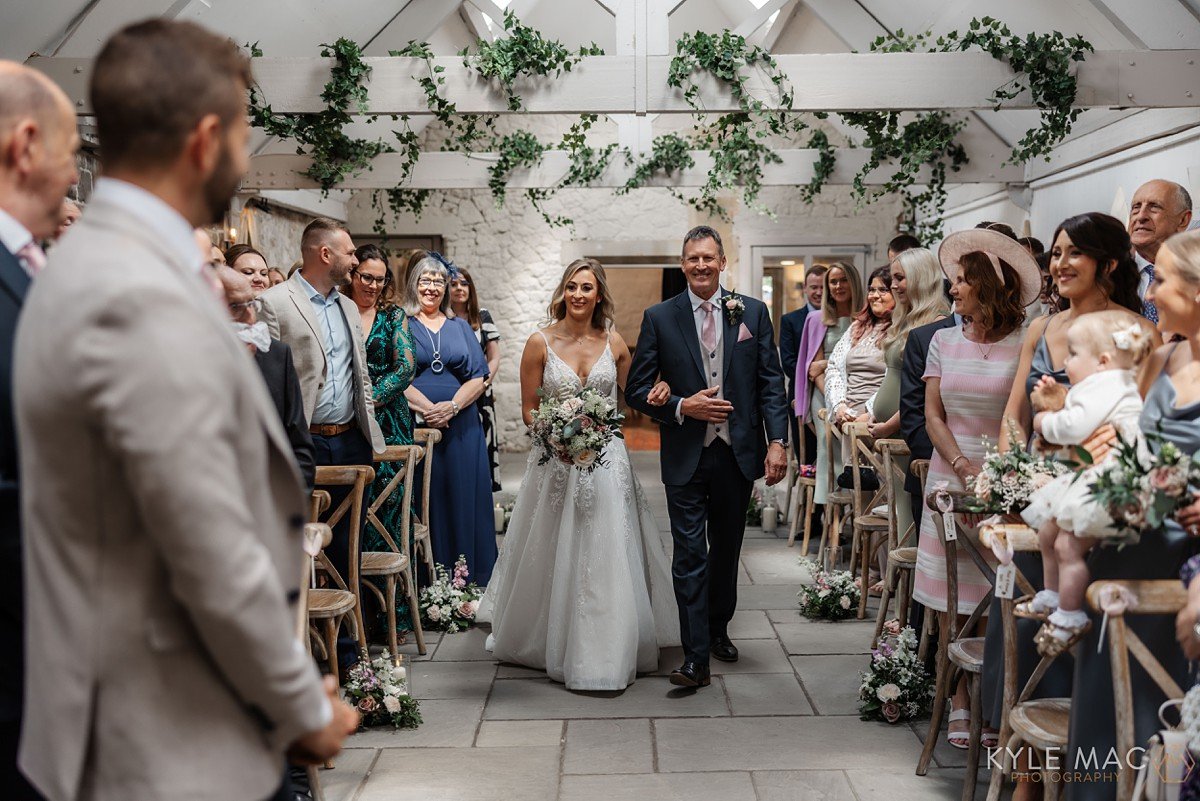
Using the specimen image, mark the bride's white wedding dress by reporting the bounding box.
[476,332,679,691]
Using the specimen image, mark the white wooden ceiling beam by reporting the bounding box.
[1086,0,1200,49]
[1025,108,1200,183]
[32,50,1200,115]
[242,147,1021,191]
[762,0,800,50]
[733,0,790,38]
[460,3,496,43]
[375,0,465,48]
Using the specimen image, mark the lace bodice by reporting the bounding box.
[540,332,617,401]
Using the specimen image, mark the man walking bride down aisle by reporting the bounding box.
[480,226,789,693]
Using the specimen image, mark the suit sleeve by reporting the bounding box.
[899,331,927,443]
[259,293,281,340]
[779,314,799,398]
[625,309,681,425]
[75,290,328,750]
[754,304,790,442]
[280,344,316,493]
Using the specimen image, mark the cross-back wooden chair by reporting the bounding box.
[1086,579,1189,801]
[871,438,917,647]
[976,524,1053,801]
[411,429,443,577]
[909,459,935,662]
[296,522,333,801]
[308,465,373,684]
[363,445,426,659]
[917,489,999,790]
[845,421,892,618]
[786,419,818,552]
[817,408,854,571]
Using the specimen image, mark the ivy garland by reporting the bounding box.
[248,16,1092,239]
[462,10,604,112]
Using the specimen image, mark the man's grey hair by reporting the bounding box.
[402,256,455,318]
[1176,184,1193,213]
[682,225,724,258]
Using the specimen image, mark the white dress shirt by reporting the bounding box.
[0,206,35,276]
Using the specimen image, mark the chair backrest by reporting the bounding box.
[929,486,996,639]
[312,465,375,592]
[368,445,419,555]
[412,428,443,526]
[817,408,840,499]
[845,421,888,519]
[875,438,912,550]
[1086,579,1188,801]
[308,490,331,523]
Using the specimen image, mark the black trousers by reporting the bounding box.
[311,427,372,584]
[664,439,753,665]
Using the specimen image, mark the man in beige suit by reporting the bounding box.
[14,20,356,801]
[259,218,383,637]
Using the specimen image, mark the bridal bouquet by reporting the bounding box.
[796,559,860,621]
[419,556,483,633]
[529,386,624,472]
[969,428,1070,514]
[1085,431,1200,540]
[343,650,422,730]
[859,622,934,724]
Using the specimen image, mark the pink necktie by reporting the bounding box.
[16,241,46,276]
[700,301,717,354]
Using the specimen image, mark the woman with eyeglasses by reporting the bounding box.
[449,266,503,492]
[345,244,419,637]
[402,253,497,585]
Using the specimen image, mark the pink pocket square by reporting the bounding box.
[737,323,753,343]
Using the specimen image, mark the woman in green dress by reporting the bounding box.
[867,248,950,545]
[348,244,418,633]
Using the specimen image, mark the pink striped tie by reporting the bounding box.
[16,241,46,276]
[700,301,717,354]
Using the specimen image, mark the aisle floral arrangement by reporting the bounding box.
[343,650,422,730]
[796,559,860,621]
[859,621,934,724]
[969,429,1070,514]
[1086,431,1200,540]
[529,386,624,472]
[419,556,483,633]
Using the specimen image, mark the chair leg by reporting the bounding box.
[872,560,895,647]
[917,613,953,775]
[385,575,399,664]
[787,481,801,548]
[985,733,1018,801]
[403,567,427,656]
[1043,764,1062,801]
[896,569,911,630]
[801,488,815,555]
[917,604,933,664]
[962,672,983,801]
[324,618,340,685]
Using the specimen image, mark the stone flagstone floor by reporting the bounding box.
[322,452,987,801]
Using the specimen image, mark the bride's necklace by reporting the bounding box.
[420,316,445,374]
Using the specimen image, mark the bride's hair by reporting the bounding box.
[548,258,615,330]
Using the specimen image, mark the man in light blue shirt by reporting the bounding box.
[296,270,355,427]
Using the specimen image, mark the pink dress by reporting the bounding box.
[912,326,1023,615]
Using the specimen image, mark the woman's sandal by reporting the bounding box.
[1035,618,1092,658]
[946,708,971,750]
[1013,595,1052,621]
[982,727,1000,749]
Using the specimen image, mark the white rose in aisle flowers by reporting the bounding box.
[839,595,851,610]
[426,605,441,621]
[383,695,402,713]
[818,589,831,599]
[876,683,901,702]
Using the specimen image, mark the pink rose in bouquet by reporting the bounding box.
[881,702,901,724]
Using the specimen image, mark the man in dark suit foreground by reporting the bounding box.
[0,61,80,801]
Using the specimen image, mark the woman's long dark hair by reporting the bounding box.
[451,266,483,330]
[1051,212,1141,314]
[850,266,893,345]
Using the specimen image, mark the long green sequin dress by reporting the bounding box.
[363,305,417,631]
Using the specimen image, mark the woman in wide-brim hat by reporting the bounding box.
[911,226,1041,749]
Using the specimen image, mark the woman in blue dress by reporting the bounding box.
[402,254,497,585]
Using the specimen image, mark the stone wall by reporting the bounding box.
[349,182,904,452]
[241,200,312,272]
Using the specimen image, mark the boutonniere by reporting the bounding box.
[723,292,745,326]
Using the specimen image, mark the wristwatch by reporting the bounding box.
[770,439,787,448]
[1192,613,1200,641]
[451,401,460,416]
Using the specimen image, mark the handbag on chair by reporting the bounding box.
[836,465,879,492]
[1132,698,1192,801]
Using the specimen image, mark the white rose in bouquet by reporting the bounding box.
[876,683,901,702]
[839,595,851,610]
[383,695,402,713]
[573,450,597,468]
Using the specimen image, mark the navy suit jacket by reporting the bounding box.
[626,290,789,486]
[0,244,29,721]
[254,340,316,494]
[900,316,958,494]
[778,306,812,404]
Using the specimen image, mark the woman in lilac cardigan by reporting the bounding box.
[793,262,861,505]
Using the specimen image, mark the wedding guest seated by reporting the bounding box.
[1070,229,1200,800]
[218,266,315,492]
[226,242,271,297]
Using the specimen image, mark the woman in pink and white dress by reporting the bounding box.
[477,258,678,691]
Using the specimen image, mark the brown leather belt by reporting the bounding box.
[309,422,353,437]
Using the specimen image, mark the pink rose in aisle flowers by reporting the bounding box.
[458,600,477,619]
[882,619,902,637]
[357,696,378,714]
[881,702,901,724]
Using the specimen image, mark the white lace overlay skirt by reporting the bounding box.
[477,441,680,691]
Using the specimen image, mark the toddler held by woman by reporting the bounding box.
[1016,311,1153,656]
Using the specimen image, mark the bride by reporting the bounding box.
[477,257,679,691]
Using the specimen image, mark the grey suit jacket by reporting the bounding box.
[14,197,329,801]
[259,273,384,452]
